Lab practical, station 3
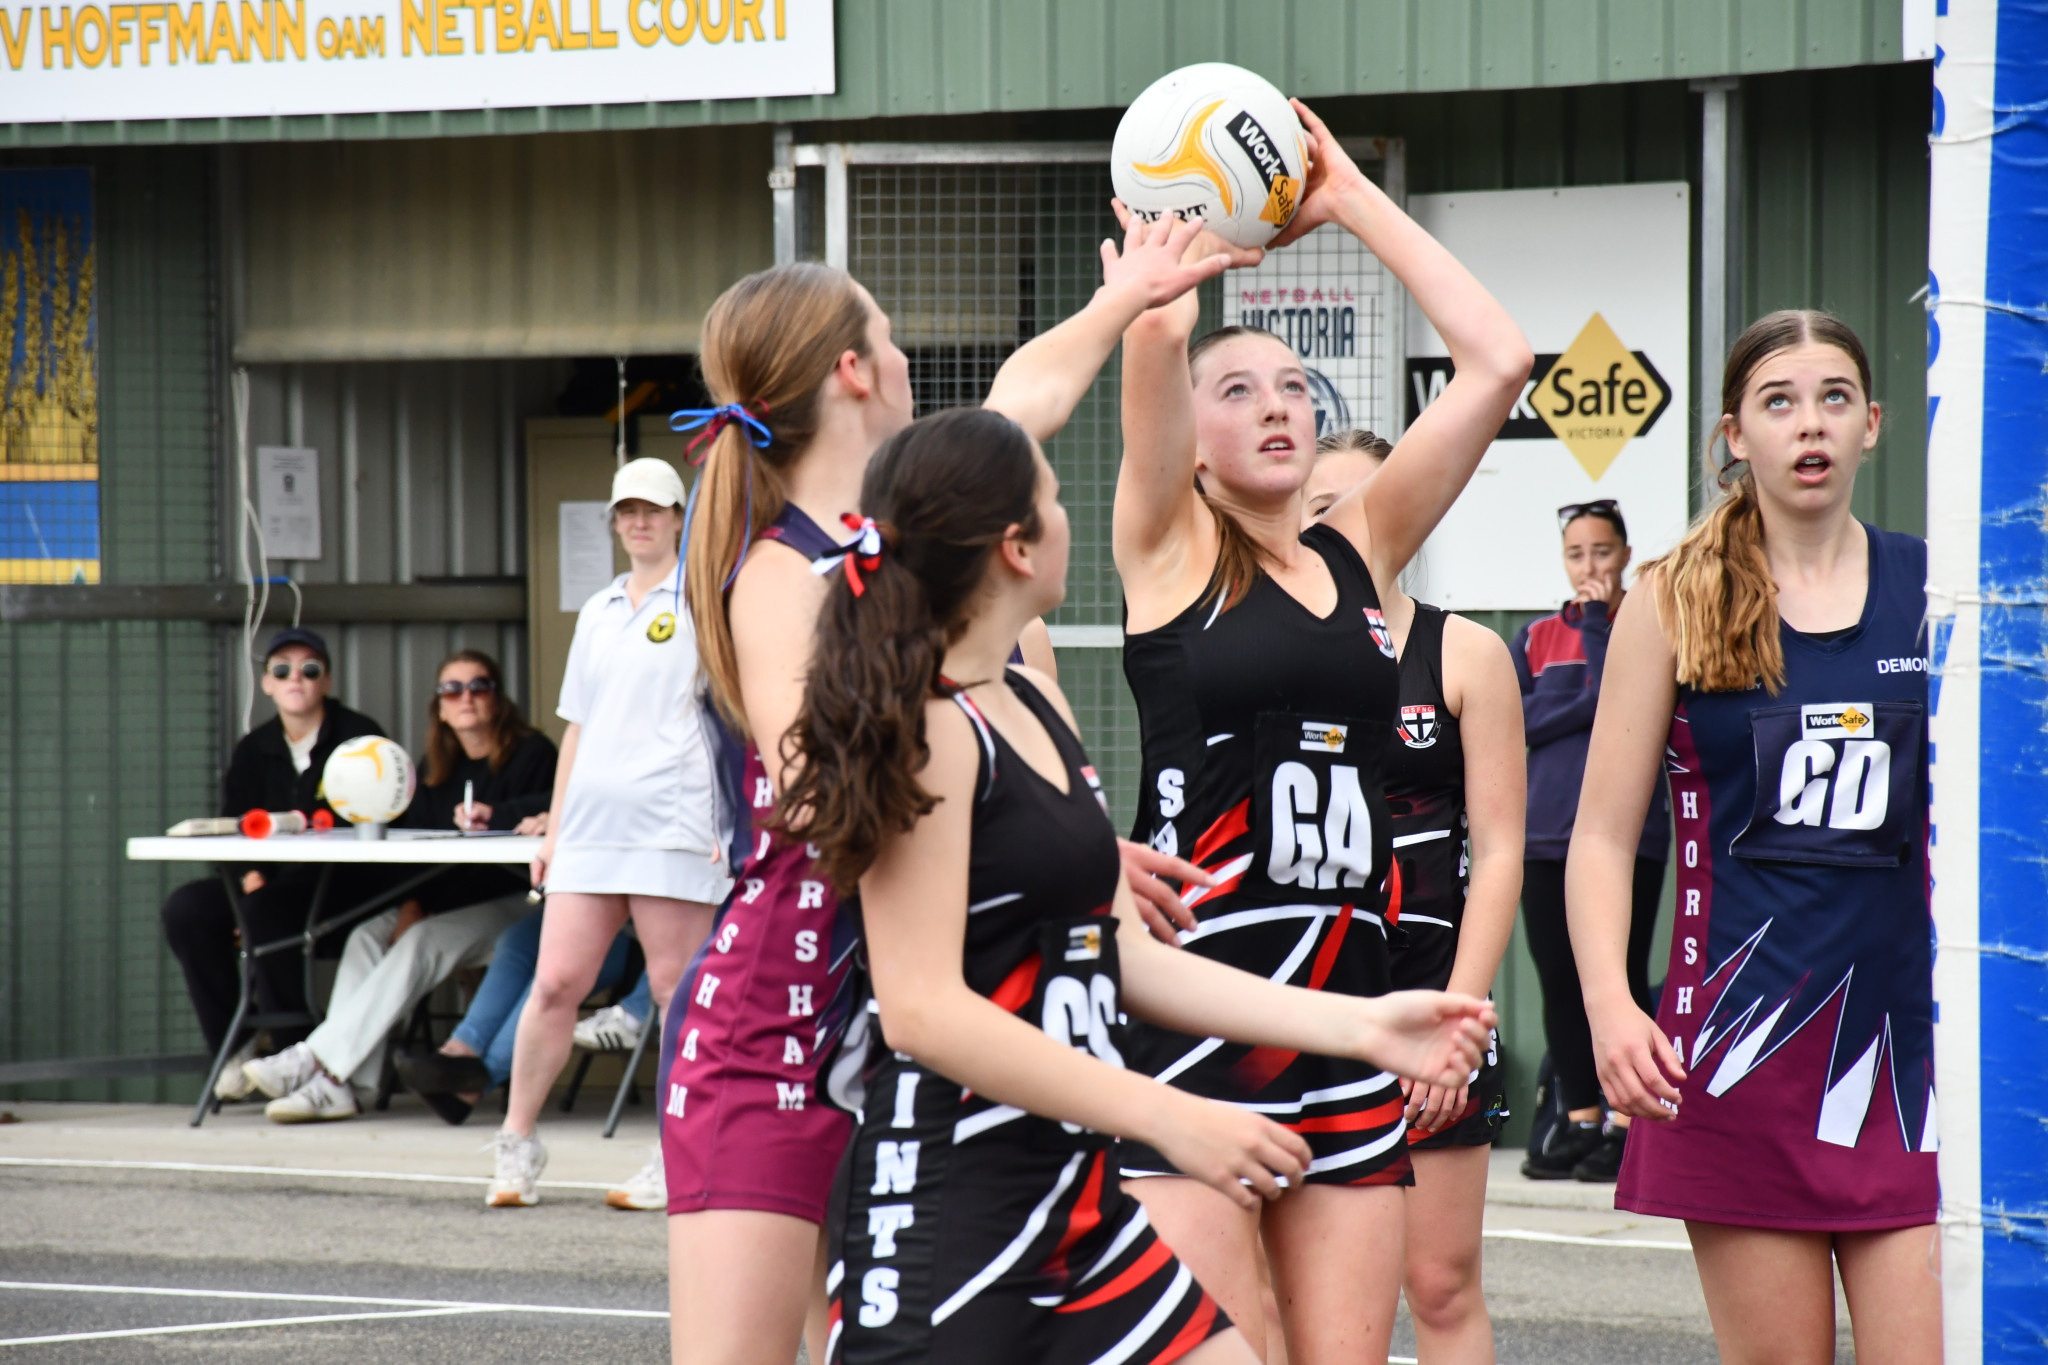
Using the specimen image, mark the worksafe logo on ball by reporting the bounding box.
[1408,312,1671,480]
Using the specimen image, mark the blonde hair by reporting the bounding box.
[687,264,873,733]
[1643,309,1873,694]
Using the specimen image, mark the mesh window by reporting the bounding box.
[0,168,99,586]
[850,163,1149,822]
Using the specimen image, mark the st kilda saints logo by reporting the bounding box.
[1408,312,1672,480]
[1400,704,1439,749]
[1363,607,1396,658]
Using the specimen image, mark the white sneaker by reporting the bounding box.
[487,1128,547,1207]
[212,1038,262,1101]
[242,1042,318,1100]
[264,1071,360,1124]
[573,1005,645,1053]
[606,1145,666,1211]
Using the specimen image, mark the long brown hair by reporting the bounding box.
[688,263,874,733]
[1643,309,1874,694]
[779,408,1043,894]
[1188,325,1291,613]
[423,649,533,787]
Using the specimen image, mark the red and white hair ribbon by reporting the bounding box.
[814,513,887,597]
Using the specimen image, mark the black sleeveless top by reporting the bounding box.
[1117,520,1413,1186]
[1382,603,1469,993]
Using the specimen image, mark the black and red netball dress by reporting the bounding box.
[1382,603,1505,1148]
[829,674,1228,1365]
[1120,521,1410,1185]
[1617,525,1936,1229]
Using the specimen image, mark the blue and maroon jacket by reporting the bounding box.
[1509,598,1669,861]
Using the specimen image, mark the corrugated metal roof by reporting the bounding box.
[2,0,1911,148]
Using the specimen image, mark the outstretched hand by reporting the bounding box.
[1117,838,1210,944]
[1099,208,1238,309]
[1265,98,1370,251]
[1365,990,1497,1090]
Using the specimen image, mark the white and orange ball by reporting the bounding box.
[1111,63,1308,249]
[320,736,415,827]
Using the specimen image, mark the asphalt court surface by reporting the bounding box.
[0,1102,1856,1362]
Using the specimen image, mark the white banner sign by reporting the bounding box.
[1406,184,1691,611]
[0,0,832,122]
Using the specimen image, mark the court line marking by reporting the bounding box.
[0,1307,483,1348]
[0,1156,617,1191]
[1484,1228,1691,1251]
[0,1282,669,1318]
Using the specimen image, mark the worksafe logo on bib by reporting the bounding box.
[1300,721,1349,754]
[1803,703,1875,739]
[1407,312,1671,481]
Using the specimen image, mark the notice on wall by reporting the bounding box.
[257,445,322,561]
[0,0,833,124]
[557,500,614,613]
[1405,184,1691,611]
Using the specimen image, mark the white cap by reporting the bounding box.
[608,457,687,511]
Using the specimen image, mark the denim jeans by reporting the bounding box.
[448,910,638,1086]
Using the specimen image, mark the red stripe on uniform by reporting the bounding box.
[989,953,1042,1016]
[1147,1290,1221,1365]
[1345,1151,1415,1185]
[1384,859,1402,926]
[1041,1151,1106,1283]
[1057,1237,1173,1314]
[1190,800,1251,867]
[1283,1096,1404,1134]
[1230,905,1356,1091]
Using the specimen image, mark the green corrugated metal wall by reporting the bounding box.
[0,0,1910,148]
[1,149,219,1099]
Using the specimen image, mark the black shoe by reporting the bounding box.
[396,1048,492,1096]
[417,1089,475,1126]
[1520,1119,1603,1179]
[1573,1126,1627,1182]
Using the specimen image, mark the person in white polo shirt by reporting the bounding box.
[489,457,733,1210]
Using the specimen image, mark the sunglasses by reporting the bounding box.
[1557,498,1620,530]
[436,677,499,698]
[267,660,326,681]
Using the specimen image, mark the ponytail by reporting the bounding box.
[688,263,874,733]
[1641,308,1874,694]
[780,408,1043,894]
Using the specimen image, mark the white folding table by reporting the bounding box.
[127,830,540,1126]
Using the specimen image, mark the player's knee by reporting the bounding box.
[527,971,589,1014]
[1405,1253,1481,1327]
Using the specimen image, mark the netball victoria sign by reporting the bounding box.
[0,0,831,121]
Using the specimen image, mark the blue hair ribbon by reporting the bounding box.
[669,402,771,590]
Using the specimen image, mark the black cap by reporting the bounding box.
[262,626,331,665]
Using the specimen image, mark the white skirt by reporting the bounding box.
[547,844,731,904]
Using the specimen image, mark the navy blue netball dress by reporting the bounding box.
[1616,524,1937,1230]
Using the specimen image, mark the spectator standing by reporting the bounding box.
[488,458,730,1210]
[1510,501,1670,1180]
[160,628,384,1097]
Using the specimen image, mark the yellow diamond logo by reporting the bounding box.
[1538,313,1668,480]
[1840,705,1869,734]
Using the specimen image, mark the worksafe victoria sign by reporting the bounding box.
[1405,184,1690,611]
[0,0,832,122]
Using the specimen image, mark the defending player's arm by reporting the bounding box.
[1284,98,1532,587]
[982,214,1232,443]
[861,699,1311,1210]
[1406,617,1526,1131]
[1566,580,1687,1119]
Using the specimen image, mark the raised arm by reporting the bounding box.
[1287,100,1532,587]
[1565,585,1685,1119]
[983,214,1232,443]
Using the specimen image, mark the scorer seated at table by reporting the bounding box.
[235,648,558,1123]
[161,627,388,1084]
